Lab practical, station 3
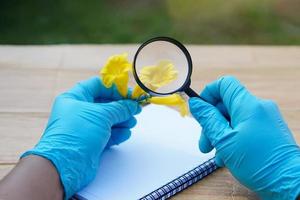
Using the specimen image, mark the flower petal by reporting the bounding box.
[149,94,188,116]
[102,75,115,88]
[139,60,178,91]
[132,85,147,99]
[114,73,129,97]
[100,53,132,96]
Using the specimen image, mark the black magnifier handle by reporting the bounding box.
[184,87,199,97]
[184,87,206,101]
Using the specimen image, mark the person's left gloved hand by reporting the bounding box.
[21,76,141,200]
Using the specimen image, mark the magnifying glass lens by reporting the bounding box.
[134,40,190,95]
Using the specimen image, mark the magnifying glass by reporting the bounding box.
[133,36,203,99]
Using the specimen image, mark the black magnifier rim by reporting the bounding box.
[133,36,193,96]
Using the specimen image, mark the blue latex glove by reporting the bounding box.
[21,76,141,199]
[189,76,300,200]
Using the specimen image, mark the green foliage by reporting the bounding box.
[0,0,299,44]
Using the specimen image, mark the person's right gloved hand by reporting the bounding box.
[189,76,300,200]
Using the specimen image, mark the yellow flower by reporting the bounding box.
[99,54,188,117]
[132,85,147,99]
[100,53,132,97]
[149,94,188,116]
[139,60,178,91]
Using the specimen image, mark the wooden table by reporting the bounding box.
[0,45,299,199]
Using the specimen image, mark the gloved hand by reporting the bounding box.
[21,76,141,200]
[189,76,300,200]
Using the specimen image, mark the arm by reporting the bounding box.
[189,76,300,200]
[0,155,63,200]
[0,77,141,200]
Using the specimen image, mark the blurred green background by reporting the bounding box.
[0,0,299,44]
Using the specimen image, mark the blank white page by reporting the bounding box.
[77,104,215,200]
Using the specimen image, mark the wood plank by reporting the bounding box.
[0,45,299,111]
[1,45,299,69]
[0,67,56,112]
[0,165,14,180]
[0,45,63,69]
[0,113,48,163]
[0,66,299,112]
[191,67,300,109]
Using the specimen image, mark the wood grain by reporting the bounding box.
[0,45,299,199]
[0,165,14,180]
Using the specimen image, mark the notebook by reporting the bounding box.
[74,104,216,200]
